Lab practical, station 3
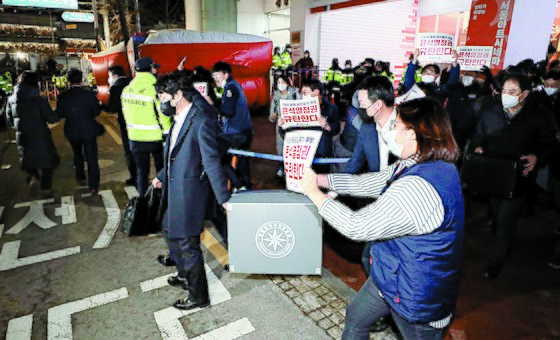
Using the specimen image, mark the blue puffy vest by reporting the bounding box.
[370,160,464,323]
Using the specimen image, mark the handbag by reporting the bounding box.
[94,120,106,137]
[461,153,521,199]
[121,185,162,236]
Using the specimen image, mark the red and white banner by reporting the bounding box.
[465,0,515,70]
[280,97,322,129]
[416,33,454,64]
[283,130,322,194]
[456,46,493,71]
[193,82,208,96]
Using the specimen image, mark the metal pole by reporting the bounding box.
[48,10,54,44]
[101,0,111,47]
[133,0,141,33]
[92,0,101,51]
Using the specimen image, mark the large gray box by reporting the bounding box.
[227,190,322,275]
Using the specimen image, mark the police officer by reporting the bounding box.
[324,58,343,108]
[121,57,171,195]
[280,44,293,75]
[272,46,282,70]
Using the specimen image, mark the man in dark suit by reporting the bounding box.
[102,65,135,185]
[56,68,101,194]
[152,71,231,310]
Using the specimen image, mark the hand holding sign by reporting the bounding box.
[300,167,318,195]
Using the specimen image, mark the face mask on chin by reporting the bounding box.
[462,75,474,87]
[544,87,558,96]
[358,108,374,124]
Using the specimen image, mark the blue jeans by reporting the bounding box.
[343,277,442,340]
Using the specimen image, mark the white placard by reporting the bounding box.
[457,46,493,71]
[416,33,455,64]
[280,96,322,129]
[193,82,208,96]
[283,130,323,194]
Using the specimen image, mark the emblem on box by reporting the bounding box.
[255,221,295,259]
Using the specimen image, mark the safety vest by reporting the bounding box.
[87,73,96,87]
[324,68,342,83]
[272,54,282,68]
[52,75,67,89]
[280,51,292,70]
[1,72,13,93]
[379,71,395,85]
[340,72,354,85]
[121,72,171,142]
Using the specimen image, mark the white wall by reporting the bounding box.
[238,0,266,35]
[311,0,417,74]
[185,0,202,30]
[418,0,472,16]
[503,0,557,67]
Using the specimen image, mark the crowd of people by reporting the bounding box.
[4,43,560,338]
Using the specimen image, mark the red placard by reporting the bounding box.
[465,0,515,70]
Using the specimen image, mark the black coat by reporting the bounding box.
[7,84,60,170]
[157,94,231,238]
[56,86,101,141]
[102,77,131,126]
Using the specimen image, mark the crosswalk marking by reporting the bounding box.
[192,318,255,340]
[91,190,121,249]
[0,240,81,271]
[6,314,32,340]
[47,287,129,340]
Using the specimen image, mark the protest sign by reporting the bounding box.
[457,46,493,71]
[395,84,427,105]
[416,33,454,64]
[280,96,322,129]
[283,130,323,194]
[193,82,208,96]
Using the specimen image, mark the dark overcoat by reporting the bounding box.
[157,94,231,238]
[56,86,101,141]
[6,84,59,170]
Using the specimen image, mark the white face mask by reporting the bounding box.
[108,76,116,86]
[501,93,520,109]
[384,129,405,158]
[462,75,474,87]
[422,75,436,83]
[277,83,288,92]
[545,87,558,96]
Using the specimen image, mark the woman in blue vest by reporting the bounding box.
[301,97,464,339]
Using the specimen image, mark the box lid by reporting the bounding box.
[229,190,313,205]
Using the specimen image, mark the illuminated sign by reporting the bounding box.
[62,12,95,23]
[1,0,78,10]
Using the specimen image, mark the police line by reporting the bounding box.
[227,148,349,164]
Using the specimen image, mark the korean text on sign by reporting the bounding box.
[283,130,322,194]
[280,97,322,129]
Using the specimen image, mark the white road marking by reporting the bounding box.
[6,314,33,340]
[0,240,80,271]
[104,119,122,145]
[55,196,77,225]
[152,264,232,340]
[192,318,255,340]
[92,190,121,249]
[7,199,56,234]
[47,287,129,340]
[124,186,139,199]
[140,273,175,293]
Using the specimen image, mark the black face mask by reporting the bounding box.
[160,101,176,117]
[358,108,374,124]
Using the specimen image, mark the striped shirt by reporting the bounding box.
[319,157,452,328]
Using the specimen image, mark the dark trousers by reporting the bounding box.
[117,117,137,179]
[163,212,209,303]
[130,141,164,196]
[487,194,526,269]
[343,277,442,339]
[221,130,253,188]
[26,168,53,190]
[210,206,228,246]
[69,138,100,191]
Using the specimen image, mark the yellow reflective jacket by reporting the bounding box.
[121,72,171,142]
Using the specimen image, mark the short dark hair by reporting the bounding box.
[67,68,83,84]
[397,97,459,163]
[108,65,126,77]
[301,78,324,94]
[155,70,197,101]
[212,61,232,75]
[545,71,560,81]
[502,72,532,92]
[18,70,38,87]
[422,64,440,75]
[549,60,560,70]
[356,76,395,107]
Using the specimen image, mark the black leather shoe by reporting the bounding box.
[173,297,210,310]
[157,255,176,267]
[125,178,136,185]
[223,264,230,272]
[167,276,189,290]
